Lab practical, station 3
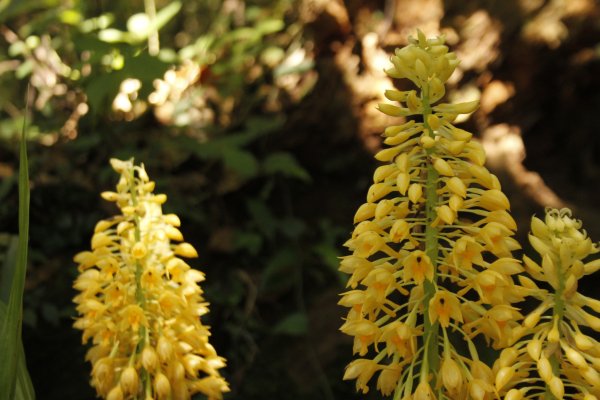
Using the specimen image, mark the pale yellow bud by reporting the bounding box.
[373,164,397,182]
[384,89,409,102]
[548,376,564,399]
[94,220,114,233]
[494,366,514,391]
[157,336,174,362]
[413,381,434,400]
[447,177,467,197]
[436,205,455,225]
[537,356,553,383]
[375,200,394,220]
[174,242,198,258]
[406,90,421,112]
[498,347,518,368]
[120,366,139,395]
[91,233,112,249]
[131,242,147,259]
[165,225,183,241]
[505,388,524,400]
[447,140,466,155]
[527,338,542,360]
[427,114,440,130]
[110,158,129,173]
[395,153,409,172]
[376,366,401,396]
[141,346,159,373]
[420,135,436,148]
[154,372,171,399]
[396,173,410,195]
[107,385,124,400]
[563,344,588,370]
[367,183,393,202]
[378,103,409,117]
[434,99,479,115]
[408,183,422,204]
[449,195,463,212]
[375,146,401,162]
[441,357,463,393]
[354,203,377,224]
[163,213,181,227]
[433,158,454,176]
[389,220,409,243]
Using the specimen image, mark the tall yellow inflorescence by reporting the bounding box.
[73,159,229,400]
[339,31,526,399]
[495,208,600,400]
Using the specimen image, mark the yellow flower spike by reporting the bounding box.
[73,158,228,400]
[340,32,523,398]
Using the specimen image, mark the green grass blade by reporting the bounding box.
[0,116,31,398]
[0,301,35,400]
[1,235,19,303]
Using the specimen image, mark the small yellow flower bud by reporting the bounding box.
[396,173,410,195]
[498,347,518,368]
[375,199,394,220]
[157,336,174,362]
[376,365,400,396]
[494,366,514,391]
[441,357,463,393]
[378,103,408,117]
[527,339,542,361]
[408,183,422,204]
[406,90,421,112]
[413,381,434,400]
[478,189,510,211]
[375,146,401,162]
[110,158,129,173]
[420,135,436,148]
[447,177,467,197]
[426,114,440,130]
[120,366,139,395]
[107,385,124,400]
[367,183,393,202]
[152,193,167,204]
[389,220,409,243]
[131,242,147,259]
[548,376,564,399]
[447,140,466,155]
[434,99,479,115]
[91,233,113,250]
[141,346,159,372]
[154,372,171,399]
[164,225,183,241]
[436,205,455,225]
[163,213,181,227]
[449,195,463,212]
[505,388,524,400]
[174,242,199,258]
[354,203,377,224]
[373,164,397,182]
[537,356,553,383]
[433,158,454,176]
[94,220,114,233]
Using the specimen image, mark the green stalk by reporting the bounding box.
[421,85,440,382]
[546,257,565,400]
[127,168,148,399]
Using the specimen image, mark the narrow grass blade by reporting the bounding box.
[0,115,31,398]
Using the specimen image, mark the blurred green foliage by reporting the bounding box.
[0,0,354,399]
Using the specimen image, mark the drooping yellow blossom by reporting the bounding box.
[493,208,600,399]
[339,31,526,398]
[73,158,229,400]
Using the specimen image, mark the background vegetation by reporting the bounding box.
[0,0,599,398]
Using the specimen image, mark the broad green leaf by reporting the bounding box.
[273,312,308,336]
[262,152,311,182]
[222,148,258,178]
[0,120,30,399]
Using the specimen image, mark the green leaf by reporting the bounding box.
[0,115,31,399]
[262,152,311,182]
[0,236,18,303]
[255,19,284,36]
[273,312,308,336]
[222,148,258,178]
[0,302,34,400]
